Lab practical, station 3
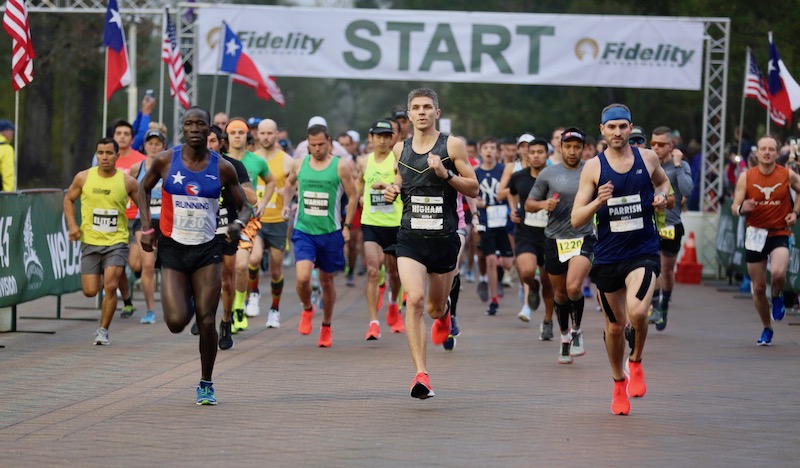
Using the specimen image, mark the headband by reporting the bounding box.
[601,107,632,124]
[226,120,249,133]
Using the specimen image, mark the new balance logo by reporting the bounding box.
[635,169,643,174]
[754,183,781,200]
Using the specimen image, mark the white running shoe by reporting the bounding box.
[266,309,281,329]
[517,304,532,322]
[245,292,261,317]
[93,328,110,346]
[570,329,585,357]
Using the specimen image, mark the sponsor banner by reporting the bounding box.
[0,191,81,308]
[197,6,704,90]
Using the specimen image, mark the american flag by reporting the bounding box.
[744,47,786,126]
[162,9,189,109]
[2,0,35,91]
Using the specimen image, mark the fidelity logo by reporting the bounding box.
[575,37,695,67]
[207,27,324,55]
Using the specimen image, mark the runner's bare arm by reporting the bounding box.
[497,164,514,201]
[63,170,88,241]
[446,136,479,198]
[571,157,608,228]
[282,158,301,219]
[384,145,403,203]
[242,182,257,205]
[339,158,359,243]
[125,175,139,207]
[138,150,171,233]
[357,156,367,200]
[644,150,671,209]
[507,191,520,223]
[255,172,276,218]
[219,158,248,240]
[785,170,800,225]
[732,171,751,216]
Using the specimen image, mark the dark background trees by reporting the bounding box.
[0,0,796,188]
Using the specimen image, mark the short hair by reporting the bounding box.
[407,88,439,109]
[308,124,329,139]
[336,132,352,143]
[757,135,779,148]
[186,106,211,124]
[113,120,133,134]
[466,140,477,148]
[652,126,672,138]
[499,137,516,146]
[478,137,497,149]
[209,125,223,142]
[97,137,119,153]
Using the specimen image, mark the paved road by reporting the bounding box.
[1,271,798,467]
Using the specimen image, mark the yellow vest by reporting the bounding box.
[80,167,129,246]
[361,151,402,227]
[260,150,288,223]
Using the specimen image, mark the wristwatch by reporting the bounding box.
[445,169,455,181]
[344,223,352,229]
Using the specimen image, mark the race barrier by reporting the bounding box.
[0,189,82,332]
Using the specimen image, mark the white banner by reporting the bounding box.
[197,6,704,90]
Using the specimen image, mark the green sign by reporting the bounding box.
[0,190,82,308]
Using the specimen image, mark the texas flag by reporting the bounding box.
[767,32,800,126]
[103,0,130,101]
[219,22,285,107]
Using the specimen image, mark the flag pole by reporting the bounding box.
[210,21,226,116]
[13,91,19,190]
[766,32,773,135]
[737,48,748,156]
[158,10,166,124]
[103,48,109,137]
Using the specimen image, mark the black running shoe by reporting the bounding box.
[528,279,541,311]
[190,320,199,336]
[219,321,234,350]
[655,309,668,332]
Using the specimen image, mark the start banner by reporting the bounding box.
[0,190,81,308]
[196,6,705,90]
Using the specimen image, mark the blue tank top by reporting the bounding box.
[594,148,659,264]
[136,162,163,220]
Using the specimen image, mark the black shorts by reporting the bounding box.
[396,230,460,275]
[217,234,238,257]
[590,254,661,293]
[478,227,514,257]
[514,229,545,267]
[745,235,790,263]
[544,235,596,276]
[659,223,685,257]
[362,224,400,250]
[157,236,222,274]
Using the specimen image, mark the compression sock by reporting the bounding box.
[554,301,571,334]
[233,290,246,311]
[660,290,672,311]
[271,276,284,310]
[248,265,259,294]
[570,296,585,329]
[449,274,461,317]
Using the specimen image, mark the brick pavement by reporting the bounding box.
[0,271,798,467]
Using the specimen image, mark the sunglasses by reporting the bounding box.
[629,137,646,145]
[650,141,670,148]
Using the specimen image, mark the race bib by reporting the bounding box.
[410,195,444,231]
[745,226,768,252]
[658,225,675,240]
[303,191,329,217]
[486,205,508,228]
[173,206,206,244]
[91,208,118,233]
[370,189,394,213]
[216,207,229,234]
[607,194,644,233]
[556,237,584,263]
[524,210,548,228]
[149,197,162,217]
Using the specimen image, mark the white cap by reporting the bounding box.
[347,130,360,143]
[517,133,535,145]
[307,116,328,129]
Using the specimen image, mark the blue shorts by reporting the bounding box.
[291,229,345,274]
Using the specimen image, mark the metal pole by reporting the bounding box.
[127,21,138,123]
[225,75,232,116]
[13,91,19,190]
[102,49,108,137]
[737,48,748,157]
[158,10,166,124]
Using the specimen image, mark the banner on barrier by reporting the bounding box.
[0,191,82,308]
[196,6,704,90]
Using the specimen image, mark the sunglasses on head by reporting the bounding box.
[629,137,646,145]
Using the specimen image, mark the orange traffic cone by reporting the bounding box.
[676,231,703,284]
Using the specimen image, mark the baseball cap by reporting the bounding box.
[517,133,535,145]
[561,127,586,143]
[392,109,408,120]
[369,119,394,135]
[0,120,15,132]
[307,116,328,129]
[347,129,361,143]
[629,126,646,144]
[247,117,262,127]
[145,130,166,143]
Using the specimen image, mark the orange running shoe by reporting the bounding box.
[365,321,381,340]
[391,313,405,333]
[386,303,400,327]
[298,306,314,335]
[430,305,451,345]
[318,324,332,347]
[611,377,630,415]
[627,359,647,398]
[410,372,435,399]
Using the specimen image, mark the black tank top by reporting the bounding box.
[398,133,458,238]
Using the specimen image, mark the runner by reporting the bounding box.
[505,136,555,339]
[64,138,139,345]
[358,119,404,339]
[732,135,800,346]
[282,124,358,347]
[139,107,248,405]
[225,118,275,333]
[527,127,595,363]
[649,126,693,331]
[253,118,294,329]
[383,88,478,398]
[571,104,671,415]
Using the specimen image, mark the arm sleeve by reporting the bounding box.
[1,145,15,191]
[676,161,694,197]
[131,112,151,152]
